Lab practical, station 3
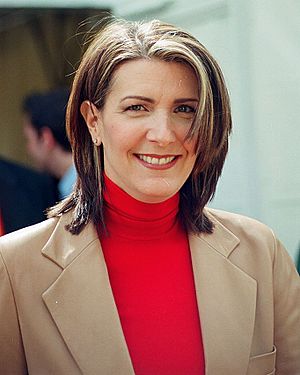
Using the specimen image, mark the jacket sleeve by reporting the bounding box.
[273,236,300,374]
[0,251,28,374]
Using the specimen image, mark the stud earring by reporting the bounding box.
[93,138,99,146]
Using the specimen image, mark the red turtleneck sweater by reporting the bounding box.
[99,176,205,375]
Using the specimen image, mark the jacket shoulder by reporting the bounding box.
[207,207,274,240]
[205,207,278,261]
[0,217,59,260]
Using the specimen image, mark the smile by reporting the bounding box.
[136,154,177,165]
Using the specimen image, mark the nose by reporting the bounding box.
[146,112,176,146]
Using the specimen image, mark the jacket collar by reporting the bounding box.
[41,209,257,375]
[201,209,240,257]
[42,211,98,269]
[41,209,240,269]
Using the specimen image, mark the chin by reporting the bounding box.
[135,185,178,203]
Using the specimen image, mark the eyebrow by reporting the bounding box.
[174,98,199,104]
[120,95,199,104]
[120,95,155,103]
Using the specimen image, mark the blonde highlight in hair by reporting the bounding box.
[49,17,232,235]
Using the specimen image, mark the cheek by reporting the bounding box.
[24,130,34,147]
[102,130,131,161]
[27,139,39,154]
[101,122,138,152]
[183,137,197,155]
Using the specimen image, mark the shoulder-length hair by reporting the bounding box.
[49,17,232,235]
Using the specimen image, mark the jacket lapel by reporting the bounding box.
[41,213,134,375]
[189,211,257,375]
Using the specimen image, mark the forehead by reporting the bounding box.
[107,58,199,99]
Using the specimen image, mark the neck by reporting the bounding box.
[46,148,73,179]
[102,174,180,240]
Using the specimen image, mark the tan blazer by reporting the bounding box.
[0,208,299,375]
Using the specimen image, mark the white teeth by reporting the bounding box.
[138,155,176,165]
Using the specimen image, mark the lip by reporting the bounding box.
[134,153,179,170]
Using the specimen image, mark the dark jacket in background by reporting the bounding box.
[0,158,58,234]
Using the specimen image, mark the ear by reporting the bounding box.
[80,100,102,145]
[40,127,56,150]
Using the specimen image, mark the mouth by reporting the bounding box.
[135,154,179,168]
[136,154,176,165]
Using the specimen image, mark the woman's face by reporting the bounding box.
[92,58,199,203]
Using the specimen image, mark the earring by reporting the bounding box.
[93,138,99,146]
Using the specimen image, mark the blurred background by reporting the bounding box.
[0,0,299,262]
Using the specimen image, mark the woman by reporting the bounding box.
[0,18,299,375]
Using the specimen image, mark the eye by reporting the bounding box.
[126,104,146,111]
[174,105,195,113]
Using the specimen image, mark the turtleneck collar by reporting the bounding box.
[102,174,180,240]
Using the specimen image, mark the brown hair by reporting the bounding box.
[49,17,232,235]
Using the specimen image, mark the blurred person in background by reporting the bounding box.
[0,156,58,234]
[23,88,76,199]
[0,18,299,375]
